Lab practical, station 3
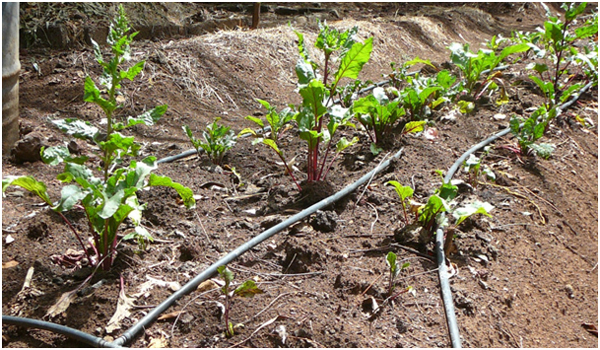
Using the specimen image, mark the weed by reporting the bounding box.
[462,148,495,187]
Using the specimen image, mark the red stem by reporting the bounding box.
[57,212,94,265]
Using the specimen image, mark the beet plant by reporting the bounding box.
[352,87,405,146]
[448,41,529,103]
[243,21,372,188]
[217,266,263,338]
[526,3,597,106]
[2,5,195,271]
[385,251,410,297]
[184,118,237,165]
[509,106,557,159]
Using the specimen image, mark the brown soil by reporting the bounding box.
[3,2,598,348]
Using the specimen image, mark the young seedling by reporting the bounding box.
[385,251,410,297]
[183,118,237,165]
[387,181,414,225]
[3,5,195,271]
[217,265,263,338]
[239,99,302,191]
[509,106,556,159]
[462,148,495,188]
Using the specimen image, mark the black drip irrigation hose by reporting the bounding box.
[435,79,594,348]
[2,69,592,348]
[111,147,404,346]
[2,315,120,348]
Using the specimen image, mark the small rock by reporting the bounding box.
[67,140,81,154]
[476,231,493,243]
[564,284,574,299]
[394,223,428,245]
[11,132,45,164]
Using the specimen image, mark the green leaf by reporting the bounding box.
[336,136,359,153]
[438,182,458,201]
[83,76,115,113]
[41,146,69,166]
[575,24,598,39]
[238,127,258,137]
[148,174,196,209]
[565,2,587,21]
[498,43,530,61]
[403,121,426,134]
[54,185,88,212]
[234,280,264,298]
[386,251,399,277]
[526,62,549,75]
[530,143,555,159]
[2,176,53,206]
[404,57,435,69]
[457,101,475,114]
[401,262,410,269]
[99,190,126,219]
[453,201,493,226]
[299,80,327,118]
[260,138,282,156]
[387,181,414,202]
[334,37,373,85]
[120,60,145,81]
[544,22,564,43]
[296,58,317,85]
[370,143,383,155]
[114,105,168,130]
[244,117,264,129]
[52,118,100,141]
[217,266,234,288]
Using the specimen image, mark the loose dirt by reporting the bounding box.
[2,3,598,348]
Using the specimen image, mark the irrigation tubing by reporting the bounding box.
[2,315,119,348]
[111,147,404,346]
[435,78,595,348]
[2,69,592,348]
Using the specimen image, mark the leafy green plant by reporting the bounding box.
[385,251,410,297]
[245,21,372,188]
[387,181,414,225]
[525,3,597,106]
[448,42,529,101]
[462,148,495,187]
[2,5,195,271]
[184,118,237,165]
[509,106,557,159]
[387,59,456,118]
[352,87,405,145]
[293,20,373,184]
[239,99,302,190]
[217,265,263,338]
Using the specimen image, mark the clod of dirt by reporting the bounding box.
[281,236,325,274]
[310,210,338,233]
[394,223,429,245]
[11,132,45,164]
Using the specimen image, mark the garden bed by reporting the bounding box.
[2,3,598,348]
